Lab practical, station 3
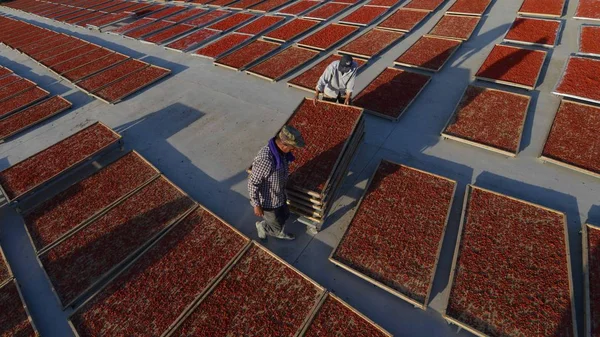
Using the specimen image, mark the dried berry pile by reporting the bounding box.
[542,100,600,175]
[208,0,237,7]
[264,18,319,42]
[395,36,461,71]
[339,28,404,59]
[165,8,206,23]
[20,35,70,56]
[286,99,362,192]
[278,0,321,15]
[207,12,255,31]
[354,68,430,120]
[504,17,560,46]
[405,0,444,11]
[186,10,230,27]
[95,66,170,103]
[166,29,219,51]
[144,24,195,44]
[446,187,574,337]
[340,5,387,26]
[51,49,112,75]
[475,44,546,89]
[0,67,13,78]
[304,3,350,20]
[40,44,101,68]
[0,281,38,337]
[24,152,158,252]
[428,14,479,41]
[369,0,401,7]
[0,248,10,285]
[86,13,129,28]
[519,0,565,17]
[229,0,263,10]
[555,56,600,103]
[0,96,71,141]
[236,15,284,35]
[125,20,172,39]
[0,87,49,118]
[298,23,358,50]
[40,176,196,306]
[0,75,20,89]
[444,86,530,154]
[333,161,454,305]
[576,0,600,19]
[195,33,252,59]
[0,79,36,102]
[250,0,291,12]
[447,0,491,15]
[588,225,600,337]
[62,53,128,82]
[288,54,365,91]
[248,46,317,80]
[580,25,600,56]
[172,244,323,336]
[0,123,119,201]
[77,59,148,93]
[71,208,249,337]
[216,40,279,70]
[146,6,185,20]
[304,295,389,336]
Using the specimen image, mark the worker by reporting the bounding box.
[314,54,358,105]
[248,125,305,241]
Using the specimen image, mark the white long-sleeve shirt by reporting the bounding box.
[315,60,357,98]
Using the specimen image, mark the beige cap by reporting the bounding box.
[278,125,305,148]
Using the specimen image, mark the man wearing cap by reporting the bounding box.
[314,54,357,105]
[248,125,305,241]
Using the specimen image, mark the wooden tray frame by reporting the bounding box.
[0,121,122,205]
[106,17,156,36]
[0,78,38,104]
[73,62,152,99]
[502,17,562,48]
[68,205,252,337]
[338,5,388,27]
[142,24,198,46]
[23,151,161,255]
[329,159,456,309]
[357,66,431,121]
[446,0,491,16]
[164,28,222,53]
[426,14,481,41]
[583,223,599,337]
[86,13,134,30]
[442,185,578,337]
[296,22,359,51]
[301,2,353,21]
[394,36,462,72]
[337,27,404,59]
[577,24,600,58]
[553,54,600,105]
[274,0,323,17]
[518,0,566,18]
[248,0,294,13]
[245,45,319,82]
[298,292,393,336]
[91,65,172,104]
[36,175,197,310]
[475,44,546,91]
[53,52,131,85]
[262,18,321,43]
[0,243,14,288]
[538,99,600,179]
[1,279,41,336]
[165,241,326,337]
[214,38,281,71]
[440,85,531,157]
[42,45,108,74]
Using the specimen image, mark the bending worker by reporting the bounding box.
[314,54,358,105]
[248,125,305,241]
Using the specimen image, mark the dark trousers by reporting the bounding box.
[323,94,348,104]
[260,204,290,236]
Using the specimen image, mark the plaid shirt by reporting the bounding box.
[248,144,289,209]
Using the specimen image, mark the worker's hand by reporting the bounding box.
[313,92,319,105]
[344,96,351,105]
[253,206,264,217]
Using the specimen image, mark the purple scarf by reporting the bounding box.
[269,138,295,170]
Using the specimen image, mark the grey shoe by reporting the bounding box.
[273,231,295,240]
[255,221,266,240]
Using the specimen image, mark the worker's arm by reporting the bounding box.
[248,155,270,217]
[315,63,335,100]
